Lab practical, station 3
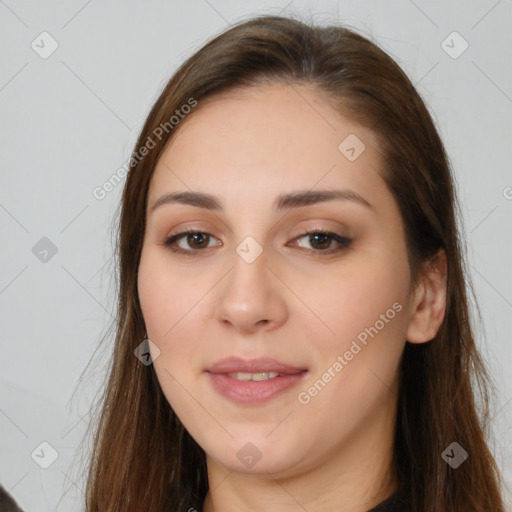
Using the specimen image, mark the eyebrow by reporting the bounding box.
[150,189,373,213]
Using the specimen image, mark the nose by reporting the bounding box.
[214,244,288,334]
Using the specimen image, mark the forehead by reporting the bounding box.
[148,82,386,210]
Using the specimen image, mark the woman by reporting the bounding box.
[82,14,506,512]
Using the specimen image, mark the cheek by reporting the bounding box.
[137,249,212,382]
[137,251,205,411]
[293,251,410,419]
[138,249,198,340]
[297,251,410,346]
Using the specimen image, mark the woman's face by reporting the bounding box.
[137,82,416,478]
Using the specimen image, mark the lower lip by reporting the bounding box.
[207,371,307,404]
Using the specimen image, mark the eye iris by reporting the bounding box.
[309,233,331,250]
[188,232,209,248]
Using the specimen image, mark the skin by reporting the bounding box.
[137,82,447,512]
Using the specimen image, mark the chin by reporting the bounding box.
[203,435,306,476]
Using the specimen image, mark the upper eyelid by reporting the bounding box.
[167,226,346,241]
[165,218,350,237]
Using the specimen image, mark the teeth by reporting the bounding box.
[228,372,280,381]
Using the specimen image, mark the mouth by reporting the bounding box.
[226,371,282,381]
[205,356,308,404]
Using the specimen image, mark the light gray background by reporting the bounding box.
[1,1,511,510]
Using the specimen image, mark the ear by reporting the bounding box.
[406,248,447,344]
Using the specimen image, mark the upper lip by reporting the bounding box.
[206,356,307,375]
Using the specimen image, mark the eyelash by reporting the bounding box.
[161,228,352,256]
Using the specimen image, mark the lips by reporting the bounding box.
[205,356,308,404]
[206,356,307,375]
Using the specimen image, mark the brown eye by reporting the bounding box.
[163,230,220,254]
[183,232,210,249]
[294,230,352,255]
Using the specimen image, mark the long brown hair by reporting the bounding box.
[80,13,506,511]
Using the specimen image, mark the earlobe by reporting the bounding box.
[406,249,447,344]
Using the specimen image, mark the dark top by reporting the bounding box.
[367,483,411,512]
